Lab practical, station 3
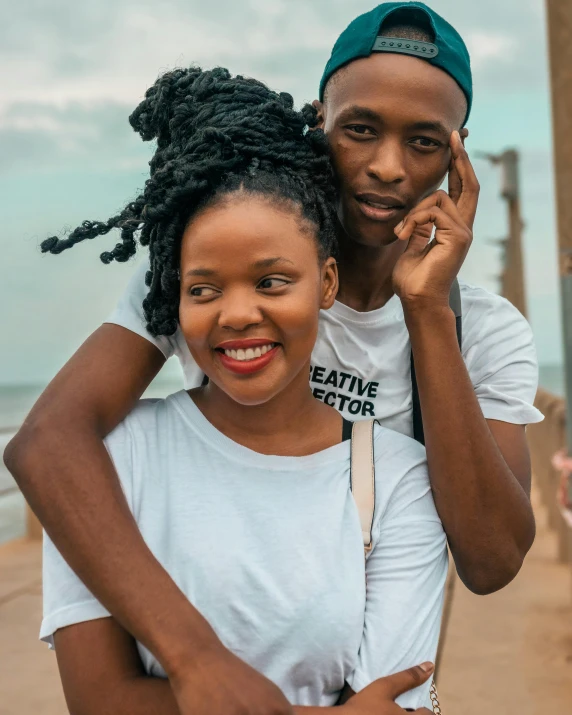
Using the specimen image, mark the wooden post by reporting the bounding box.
[480,149,528,317]
[546,0,572,505]
[502,151,528,318]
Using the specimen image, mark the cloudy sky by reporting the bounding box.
[1,0,560,385]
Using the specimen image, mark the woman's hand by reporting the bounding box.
[392,130,480,313]
[341,663,435,714]
[170,645,294,715]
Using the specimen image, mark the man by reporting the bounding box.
[5,2,541,714]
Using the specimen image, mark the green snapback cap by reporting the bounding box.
[319,1,473,123]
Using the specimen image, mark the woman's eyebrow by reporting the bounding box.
[253,257,295,268]
[185,268,216,277]
[184,258,294,277]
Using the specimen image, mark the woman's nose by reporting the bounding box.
[218,293,264,332]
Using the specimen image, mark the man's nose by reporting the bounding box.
[219,292,264,332]
[367,138,406,184]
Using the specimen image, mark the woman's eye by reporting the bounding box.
[189,286,218,297]
[410,137,440,148]
[258,277,289,290]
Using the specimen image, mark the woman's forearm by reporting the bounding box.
[90,678,339,715]
[104,677,180,715]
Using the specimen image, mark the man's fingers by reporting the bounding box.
[395,206,460,242]
[449,130,479,228]
[378,664,435,700]
[400,230,434,260]
[447,155,462,206]
[398,189,463,227]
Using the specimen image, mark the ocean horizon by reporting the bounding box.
[0,363,567,544]
[0,363,567,433]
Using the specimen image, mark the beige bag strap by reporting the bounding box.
[349,419,376,554]
[349,418,442,713]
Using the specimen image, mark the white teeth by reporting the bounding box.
[366,200,392,209]
[223,344,275,361]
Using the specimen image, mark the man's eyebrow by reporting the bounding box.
[336,107,450,137]
[337,105,381,124]
[408,120,450,136]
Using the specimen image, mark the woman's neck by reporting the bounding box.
[190,365,342,457]
[335,229,407,313]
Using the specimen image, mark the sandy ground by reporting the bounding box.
[438,488,572,714]
[0,485,571,715]
[0,432,27,544]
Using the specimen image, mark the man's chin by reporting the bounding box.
[343,223,400,248]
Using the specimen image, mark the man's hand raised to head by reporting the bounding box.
[391,130,480,312]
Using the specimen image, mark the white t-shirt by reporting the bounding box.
[41,392,447,709]
[107,262,543,436]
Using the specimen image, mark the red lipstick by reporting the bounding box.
[215,340,280,375]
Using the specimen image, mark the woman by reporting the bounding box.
[40,67,446,713]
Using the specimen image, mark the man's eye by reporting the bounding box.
[189,286,218,297]
[410,137,441,148]
[258,277,289,290]
[346,125,375,136]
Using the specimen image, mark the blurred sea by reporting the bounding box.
[0,375,184,543]
[0,377,185,433]
[0,364,566,433]
[0,364,566,544]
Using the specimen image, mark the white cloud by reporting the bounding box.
[0,0,335,117]
[465,32,518,69]
[0,0,561,381]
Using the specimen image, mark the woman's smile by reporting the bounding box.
[216,339,281,375]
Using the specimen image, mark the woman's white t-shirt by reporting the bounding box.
[41,392,447,710]
[107,262,543,435]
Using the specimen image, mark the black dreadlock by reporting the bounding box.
[41,67,337,337]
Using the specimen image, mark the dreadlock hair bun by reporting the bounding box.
[41,66,337,337]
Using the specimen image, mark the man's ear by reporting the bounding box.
[460,127,469,146]
[321,257,338,309]
[312,99,325,130]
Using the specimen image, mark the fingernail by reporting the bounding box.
[395,220,404,233]
[420,662,434,673]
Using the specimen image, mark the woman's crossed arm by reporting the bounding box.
[53,618,432,715]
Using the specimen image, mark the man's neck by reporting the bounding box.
[335,229,407,313]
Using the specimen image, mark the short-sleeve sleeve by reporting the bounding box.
[105,260,177,359]
[40,420,135,648]
[461,285,543,426]
[346,430,448,710]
